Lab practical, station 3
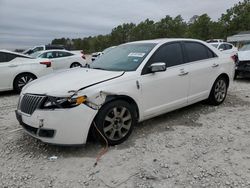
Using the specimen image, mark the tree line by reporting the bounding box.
[51,0,250,53]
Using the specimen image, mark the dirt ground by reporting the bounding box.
[0,79,250,188]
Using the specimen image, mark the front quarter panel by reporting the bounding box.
[78,72,143,121]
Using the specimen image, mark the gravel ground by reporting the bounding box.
[0,79,250,188]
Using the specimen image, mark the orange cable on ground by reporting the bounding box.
[93,122,109,167]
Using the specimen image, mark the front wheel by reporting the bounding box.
[13,73,36,93]
[207,77,228,105]
[93,100,136,146]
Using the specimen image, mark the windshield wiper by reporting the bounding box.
[91,67,107,70]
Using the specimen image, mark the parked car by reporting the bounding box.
[235,43,250,78]
[16,39,234,146]
[23,45,65,55]
[0,50,53,92]
[209,42,238,56]
[91,46,116,61]
[33,50,87,70]
[91,51,103,61]
[207,39,225,43]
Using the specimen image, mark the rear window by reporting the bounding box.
[0,52,17,62]
[54,51,73,58]
[184,42,216,62]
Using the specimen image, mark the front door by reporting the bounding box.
[139,42,189,119]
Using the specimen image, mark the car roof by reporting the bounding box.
[209,42,232,45]
[126,38,208,45]
[0,49,31,58]
[39,49,72,53]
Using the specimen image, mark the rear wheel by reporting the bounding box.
[70,62,82,68]
[93,100,136,146]
[13,73,36,93]
[207,76,228,105]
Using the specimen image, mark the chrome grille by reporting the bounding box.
[20,94,45,115]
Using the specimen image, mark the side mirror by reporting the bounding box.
[219,48,224,51]
[149,62,166,73]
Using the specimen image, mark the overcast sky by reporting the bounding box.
[0,0,242,50]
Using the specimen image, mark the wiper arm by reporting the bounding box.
[92,67,107,70]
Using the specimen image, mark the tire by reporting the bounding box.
[13,73,36,93]
[234,71,238,80]
[70,62,82,68]
[207,76,228,106]
[93,100,136,146]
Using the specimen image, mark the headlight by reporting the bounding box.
[41,96,87,109]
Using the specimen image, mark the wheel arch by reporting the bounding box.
[103,95,140,120]
[86,94,140,142]
[217,73,230,87]
[70,62,81,68]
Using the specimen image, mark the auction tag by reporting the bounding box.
[128,53,145,57]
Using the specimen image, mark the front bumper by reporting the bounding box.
[16,104,98,145]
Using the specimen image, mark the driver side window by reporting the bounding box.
[142,42,184,74]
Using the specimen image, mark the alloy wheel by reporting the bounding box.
[17,76,34,90]
[214,79,227,102]
[103,106,132,141]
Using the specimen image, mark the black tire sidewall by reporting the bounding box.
[93,100,136,146]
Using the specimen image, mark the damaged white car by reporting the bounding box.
[16,39,235,146]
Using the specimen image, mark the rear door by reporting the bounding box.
[0,52,19,90]
[183,41,220,104]
[51,51,73,70]
[139,42,189,118]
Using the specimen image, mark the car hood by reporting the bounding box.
[22,68,124,96]
[238,50,250,61]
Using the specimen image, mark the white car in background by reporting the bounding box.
[23,45,65,55]
[209,42,238,56]
[0,50,53,92]
[91,46,116,61]
[16,39,234,146]
[33,50,87,70]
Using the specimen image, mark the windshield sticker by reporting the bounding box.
[128,53,145,58]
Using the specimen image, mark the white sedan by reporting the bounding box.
[33,50,87,70]
[16,39,235,146]
[209,42,238,56]
[0,50,53,92]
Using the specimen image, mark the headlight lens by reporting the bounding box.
[41,96,87,109]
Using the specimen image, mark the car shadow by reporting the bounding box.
[12,101,213,159]
[234,77,250,83]
[0,90,18,97]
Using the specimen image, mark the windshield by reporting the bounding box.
[239,44,250,51]
[211,43,219,48]
[90,43,156,71]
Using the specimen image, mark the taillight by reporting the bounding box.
[80,50,86,59]
[231,55,238,63]
[40,61,51,67]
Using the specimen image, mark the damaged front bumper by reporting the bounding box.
[16,103,98,145]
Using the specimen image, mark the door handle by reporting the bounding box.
[212,63,219,68]
[179,70,189,76]
[8,65,18,67]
